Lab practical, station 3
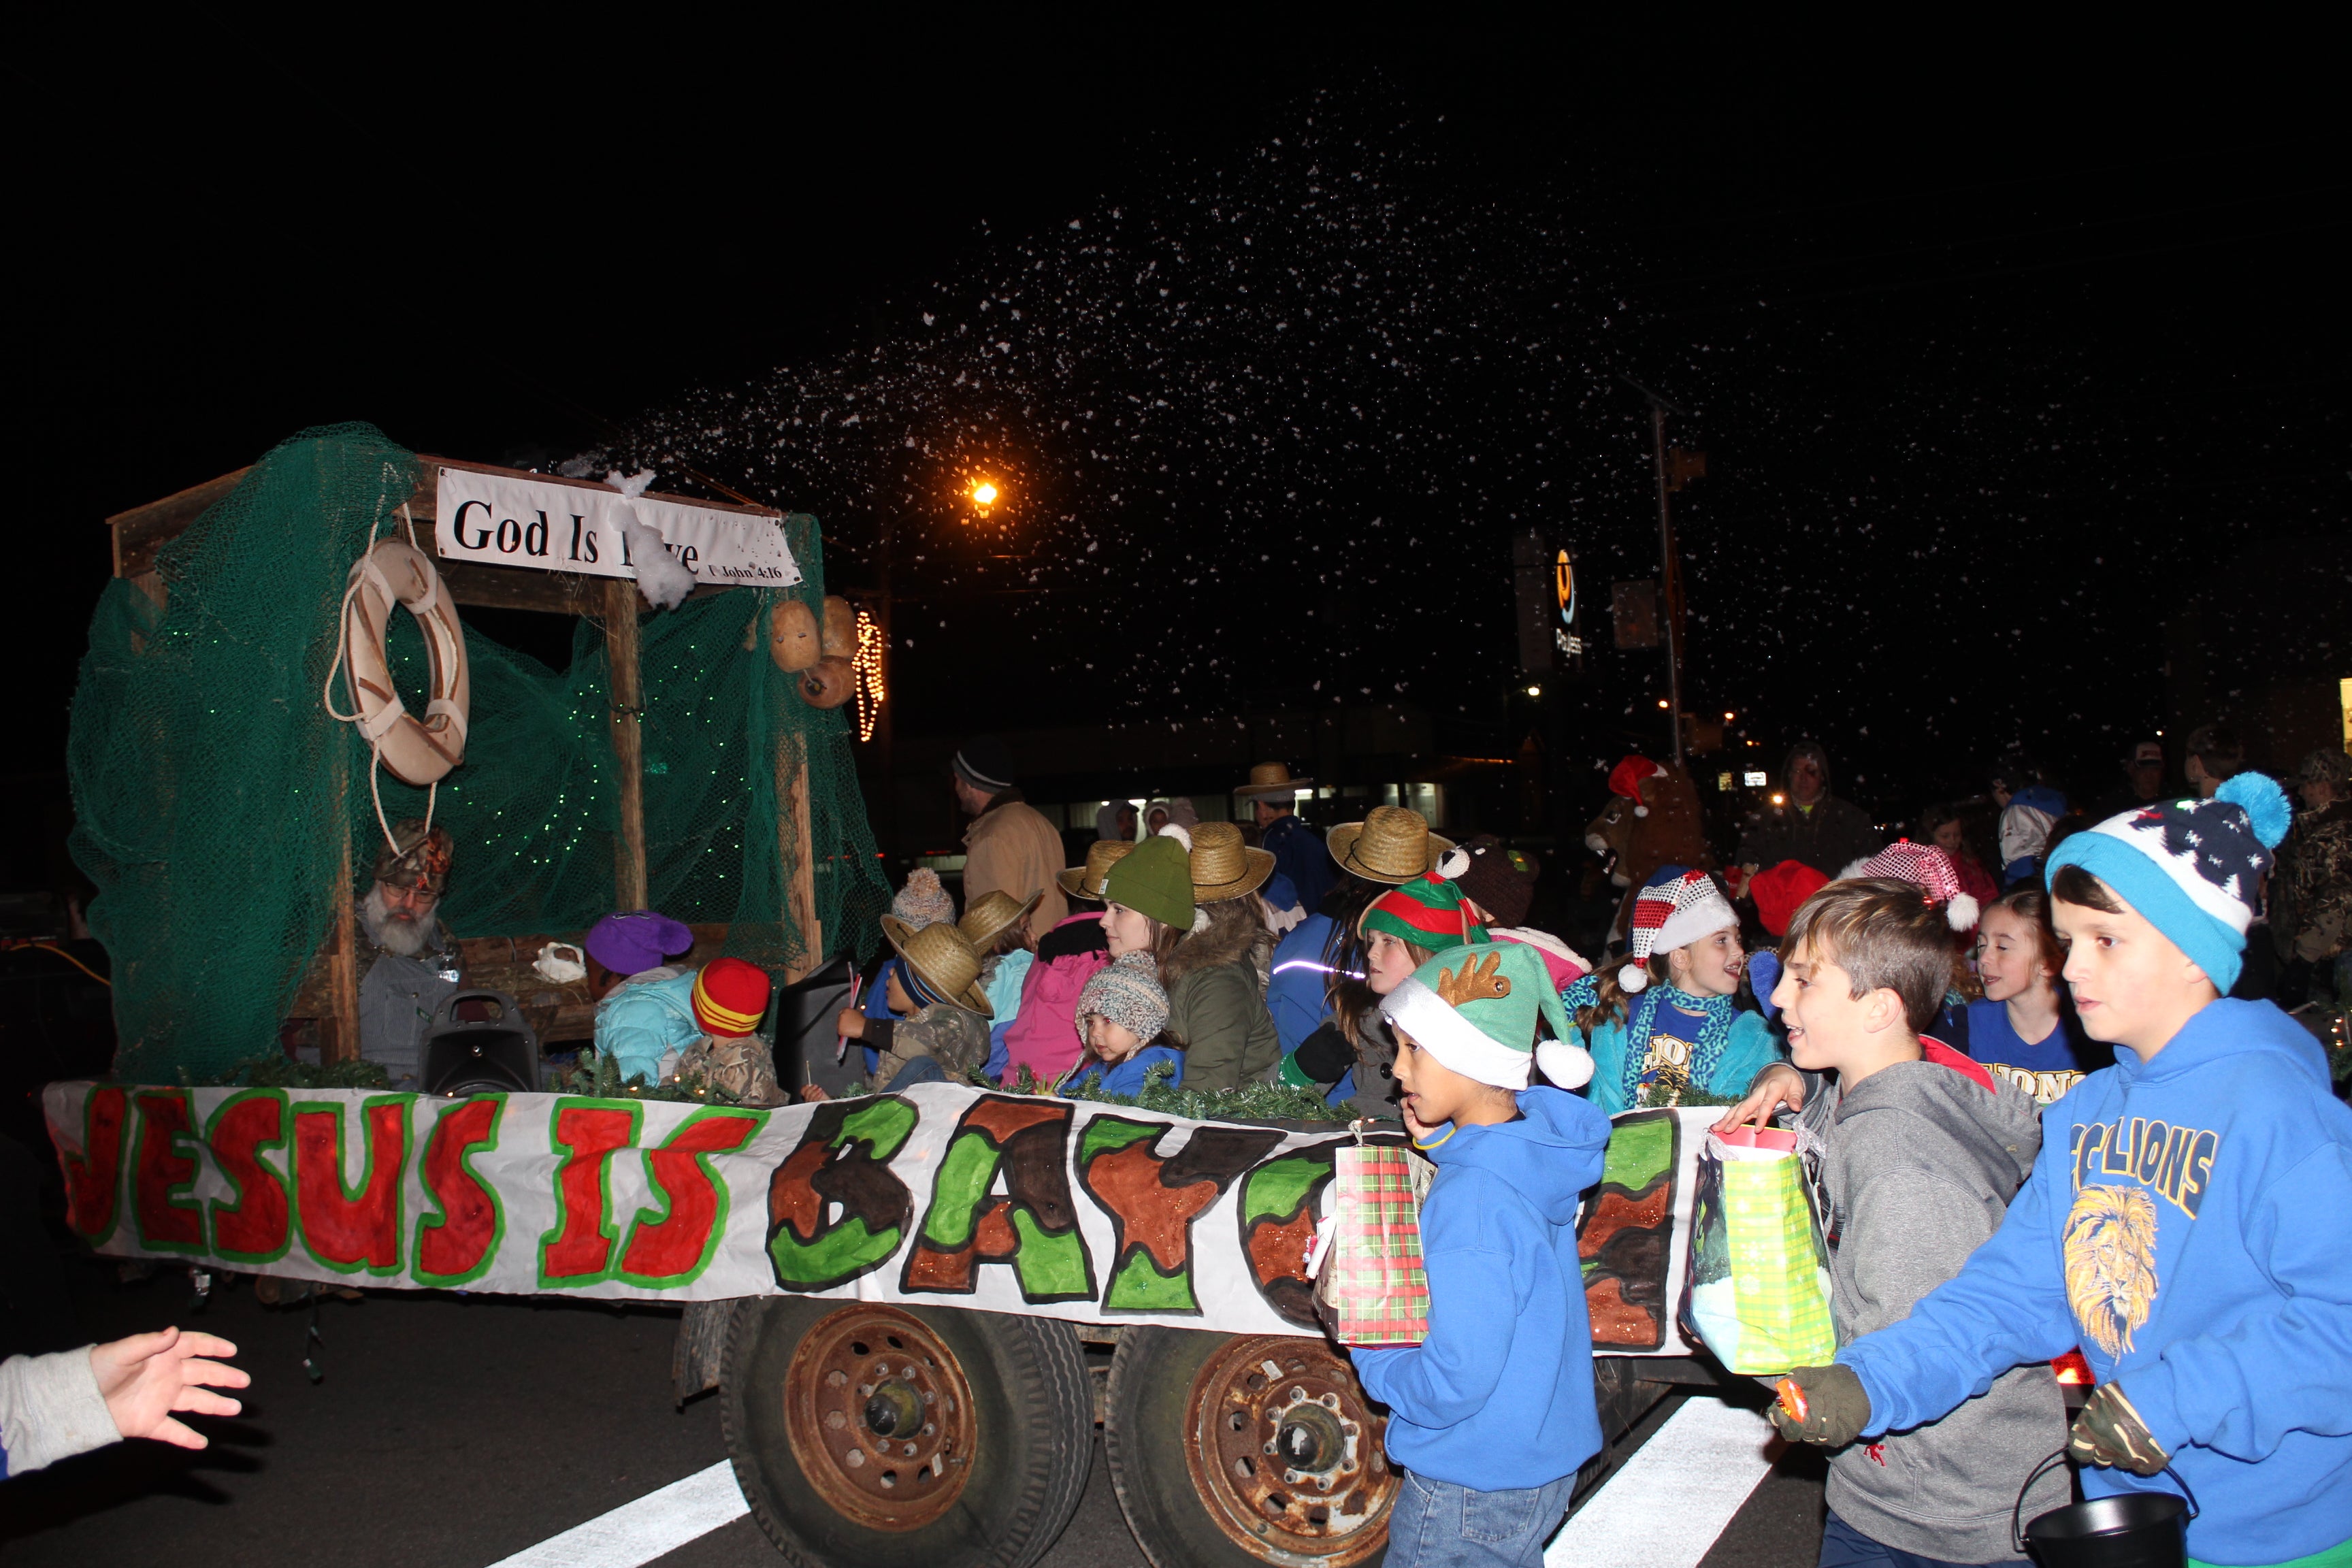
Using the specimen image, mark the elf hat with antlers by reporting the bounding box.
[1379,940,1594,1092]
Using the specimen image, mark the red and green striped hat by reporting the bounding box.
[1358,874,1489,956]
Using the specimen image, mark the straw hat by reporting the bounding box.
[959,887,1041,949]
[1058,838,1135,900]
[1325,805,1455,885]
[1234,761,1314,800]
[1184,821,1275,901]
[879,915,994,1016]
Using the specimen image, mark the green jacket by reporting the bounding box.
[1162,910,1279,1090]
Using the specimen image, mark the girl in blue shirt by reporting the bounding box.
[1568,867,1780,1113]
[1965,887,2106,1102]
[1062,952,1183,1098]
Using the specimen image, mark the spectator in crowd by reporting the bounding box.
[1094,801,1138,842]
[952,735,1066,940]
[1989,756,2068,887]
[3,1328,249,1478]
[1235,763,1333,917]
[2278,747,2352,1004]
[1736,741,1880,877]
[2182,722,2248,799]
[1919,802,1999,914]
[2093,738,2172,819]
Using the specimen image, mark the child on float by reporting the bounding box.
[1063,953,1183,1096]
[1567,866,1780,1113]
[1767,777,2352,1568]
[849,869,958,1077]
[1155,823,1283,1090]
[1271,804,1454,1091]
[1717,877,2065,1565]
[1284,872,1488,1117]
[958,889,1039,1084]
[1000,842,1124,1086]
[814,917,992,1098]
[1965,885,2106,1103]
[1348,941,1608,1568]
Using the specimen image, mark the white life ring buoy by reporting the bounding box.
[336,539,470,786]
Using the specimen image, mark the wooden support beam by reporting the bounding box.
[323,740,362,1066]
[109,468,252,578]
[777,728,823,982]
[605,579,650,912]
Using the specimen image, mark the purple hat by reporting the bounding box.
[586,910,693,977]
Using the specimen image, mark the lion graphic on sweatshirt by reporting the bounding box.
[2064,1183,2160,1356]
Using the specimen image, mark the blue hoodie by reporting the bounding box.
[1838,1000,2352,1565]
[1350,1087,1611,1491]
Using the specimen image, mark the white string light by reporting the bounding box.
[851,608,887,742]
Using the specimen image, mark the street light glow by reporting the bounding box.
[971,480,999,506]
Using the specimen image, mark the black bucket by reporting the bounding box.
[2012,1452,2198,1568]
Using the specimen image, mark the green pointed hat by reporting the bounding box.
[1377,939,1593,1092]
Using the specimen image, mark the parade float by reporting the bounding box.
[59,425,1735,1568]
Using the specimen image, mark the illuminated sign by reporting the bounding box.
[1743,771,1768,787]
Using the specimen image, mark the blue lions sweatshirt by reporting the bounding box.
[1351,1087,1610,1491]
[1839,1000,2352,1565]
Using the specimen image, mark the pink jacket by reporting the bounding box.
[1002,913,1111,1085]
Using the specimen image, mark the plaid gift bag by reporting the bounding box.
[1676,1126,1836,1373]
[1314,1136,1435,1346]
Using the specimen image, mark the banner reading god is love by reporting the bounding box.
[44,1083,1711,1351]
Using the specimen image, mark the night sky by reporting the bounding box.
[14,18,2349,876]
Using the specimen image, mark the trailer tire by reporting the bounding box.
[1106,1327,1392,1568]
[722,1298,1091,1568]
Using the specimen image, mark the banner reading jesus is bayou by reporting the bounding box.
[44,1082,1710,1352]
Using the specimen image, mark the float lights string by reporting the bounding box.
[852,607,887,742]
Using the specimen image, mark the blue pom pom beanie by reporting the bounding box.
[2044,773,2291,991]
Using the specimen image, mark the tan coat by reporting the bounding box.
[962,794,1068,938]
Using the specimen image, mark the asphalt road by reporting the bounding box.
[0,1261,1829,1567]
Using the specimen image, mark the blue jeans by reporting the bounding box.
[1819,1509,2029,1568]
[1384,1469,1577,1568]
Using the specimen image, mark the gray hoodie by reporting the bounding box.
[1793,1049,2068,1563]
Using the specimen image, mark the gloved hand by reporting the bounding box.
[1767,1363,1872,1448]
[2070,1383,2169,1476]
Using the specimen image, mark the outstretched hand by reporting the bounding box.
[91,1326,249,1450]
[1714,1063,1806,1134]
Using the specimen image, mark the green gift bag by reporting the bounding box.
[1676,1128,1836,1373]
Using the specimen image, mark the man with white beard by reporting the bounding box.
[355,819,462,1085]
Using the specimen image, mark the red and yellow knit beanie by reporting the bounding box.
[690,957,770,1039]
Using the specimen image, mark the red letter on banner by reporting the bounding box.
[52,1085,129,1240]
[208,1093,291,1262]
[133,1090,205,1250]
[619,1111,762,1283]
[416,1097,504,1284]
[542,1105,639,1282]
[294,1100,409,1272]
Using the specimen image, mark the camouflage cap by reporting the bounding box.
[374,819,453,894]
[2298,749,2352,788]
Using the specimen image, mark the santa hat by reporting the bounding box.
[2045,774,2291,992]
[1841,840,1981,932]
[1748,860,1829,939]
[1607,755,1668,818]
[690,956,771,1039]
[1620,866,1737,993]
[1379,940,1592,1092]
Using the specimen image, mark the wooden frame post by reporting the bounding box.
[777,725,822,983]
[321,735,362,1065]
[605,580,650,911]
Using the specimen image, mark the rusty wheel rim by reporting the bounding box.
[1183,1335,1396,1567]
[781,1305,975,1532]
